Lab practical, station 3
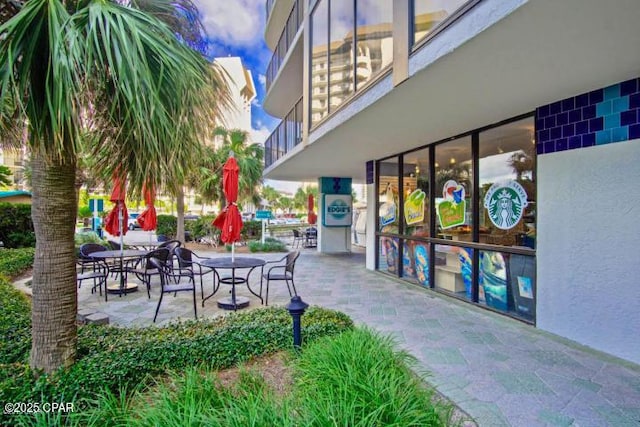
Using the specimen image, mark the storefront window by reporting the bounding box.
[479,250,535,321]
[402,147,430,237]
[412,0,470,45]
[377,157,399,276]
[435,136,473,240]
[310,0,328,126]
[403,239,430,287]
[434,244,473,300]
[355,0,393,88]
[479,118,536,248]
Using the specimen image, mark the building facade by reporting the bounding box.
[262,0,640,365]
[213,56,257,135]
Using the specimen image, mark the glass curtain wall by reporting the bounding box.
[376,116,536,323]
[311,0,329,126]
[310,0,393,128]
[412,0,472,45]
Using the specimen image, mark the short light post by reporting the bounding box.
[286,296,309,349]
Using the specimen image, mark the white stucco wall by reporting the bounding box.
[537,140,640,365]
[318,194,352,253]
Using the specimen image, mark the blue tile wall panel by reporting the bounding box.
[536,78,640,154]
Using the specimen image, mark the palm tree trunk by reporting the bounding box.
[30,150,78,373]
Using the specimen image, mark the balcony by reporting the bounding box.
[264,98,303,169]
[265,0,303,93]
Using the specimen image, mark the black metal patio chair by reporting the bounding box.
[260,250,300,306]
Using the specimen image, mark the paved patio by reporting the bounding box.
[72,245,640,426]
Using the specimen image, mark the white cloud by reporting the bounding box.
[195,0,265,47]
[251,98,262,108]
[250,124,271,145]
[258,73,267,87]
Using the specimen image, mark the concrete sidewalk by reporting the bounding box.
[76,247,640,426]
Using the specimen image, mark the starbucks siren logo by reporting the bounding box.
[484,181,528,230]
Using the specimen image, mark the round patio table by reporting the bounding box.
[200,257,265,310]
[90,249,148,295]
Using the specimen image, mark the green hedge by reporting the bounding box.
[1,304,353,422]
[0,248,34,279]
[155,214,176,239]
[0,203,35,248]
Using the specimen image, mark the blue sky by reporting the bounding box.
[193,0,279,145]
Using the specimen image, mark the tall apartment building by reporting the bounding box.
[262,0,640,365]
[213,56,257,136]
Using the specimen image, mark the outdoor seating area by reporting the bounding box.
[76,243,299,325]
[290,227,317,249]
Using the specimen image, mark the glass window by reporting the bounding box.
[434,136,473,239]
[479,118,536,247]
[413,0,469,45]
[311,0,329,126]
[402,147,430,237]
[403,239,430,287]
[378,157,399,233]
[329,0,354,112]
[434,244,473,300]
[378,236,399,276]
[355,0,393,89]
[479,250,535,321]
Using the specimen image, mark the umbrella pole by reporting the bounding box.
[118,203,124,257]
[231,242,235,262]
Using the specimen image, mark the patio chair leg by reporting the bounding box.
[153,291,164,323]
[265,280,270,306]
[290,279,298,296]
[192,287,197,320]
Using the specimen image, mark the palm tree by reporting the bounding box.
[0,0,223,373]
[261,185,281,209]
[196,127,264,211]
[293,185,319,212]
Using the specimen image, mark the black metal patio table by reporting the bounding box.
[90,249,148,296]
[200,257,265,310]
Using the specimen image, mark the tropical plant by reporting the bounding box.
[0,0,226,373]
[293,185,319,212]
[0,164,13,187]
[194,127,264,211]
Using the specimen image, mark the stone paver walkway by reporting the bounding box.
[74,246,640,427]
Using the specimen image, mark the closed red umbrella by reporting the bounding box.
[137,183,157,231]
[212,156,243,260]
[104,176,128,237]
[307,193,317,225]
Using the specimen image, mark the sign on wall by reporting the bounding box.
[436,180,466,229]
[484,180,528,230]
[323,194,353,227]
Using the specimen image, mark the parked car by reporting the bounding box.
[127,213,141,230]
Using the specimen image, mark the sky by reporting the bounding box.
[193,0,278,147]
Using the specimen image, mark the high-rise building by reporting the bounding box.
[213,56,257,136]
[262,0,640,365]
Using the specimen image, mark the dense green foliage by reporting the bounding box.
[248,237,287,253]
[294,328,452,426]
[49,328,452,426]
[0,248,34,280]
[155,214,177,239]
[0,297,353,425]
[0,203,35,248]
[184,214,218,242]
[0,279,32,367]
[241,220,262,241]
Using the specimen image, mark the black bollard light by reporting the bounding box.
[286,296,309,349]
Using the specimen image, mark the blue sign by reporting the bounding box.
[323,195,352,227]
[320,177,352,195]
[89,198,104,213]
[255,210,272,219]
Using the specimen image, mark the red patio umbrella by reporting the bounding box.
[104,175,128,239]
[307,193,317,225]
[137,183,157,232]
[212,155,243,260]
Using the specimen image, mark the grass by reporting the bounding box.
[54,328,453,427]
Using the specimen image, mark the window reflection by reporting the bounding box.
[355,0,393,89]
[479,118,536,248]
[311,0,328,126]
[329,1,355,112]
[413,0,470,45]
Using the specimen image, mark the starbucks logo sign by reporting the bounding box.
[484,181,528,230]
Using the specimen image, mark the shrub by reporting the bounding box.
[0,203,35,248]
[0,306,354,424]
[248,237,287,253]
[185,215,218,242]
[293,328,452,426]
[241,220,262,241]
[0,278,31,365]
[156,215,176,239]
[0,248,35,279]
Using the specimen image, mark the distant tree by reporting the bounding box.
[0,165,13,187]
